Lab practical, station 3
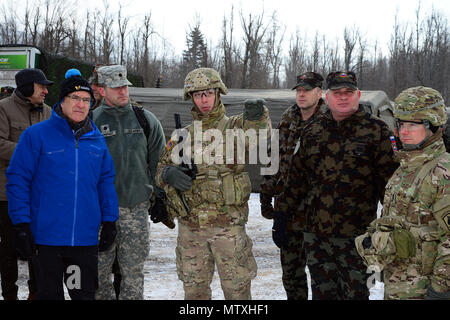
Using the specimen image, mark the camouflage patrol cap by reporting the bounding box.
[97,65,133,88]
[183,68,228,101]
[394,86,447,126]
[292,72,324,90]
[326,71,357,90]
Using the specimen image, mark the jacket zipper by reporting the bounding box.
[71,137,79,246]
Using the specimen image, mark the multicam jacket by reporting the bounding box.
[280,106,398,237]
[260,99,326,230]
[381,132,450,299]
[156,102,271,228]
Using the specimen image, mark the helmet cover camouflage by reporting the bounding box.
[183,68,228,100]
[394,86,447,126]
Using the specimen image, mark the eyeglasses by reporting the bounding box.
[192,89,216,99]
[68,94,92,105]
[397,121,424,131]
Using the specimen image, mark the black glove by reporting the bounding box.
[13,223,36,259]
[162,166,193,192]
[99,221,117,252]
[260,193,274,219]
[150,196,169,224]
[244,99,265,120]
[272,211,288,249]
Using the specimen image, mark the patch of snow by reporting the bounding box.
[4,194,384,300]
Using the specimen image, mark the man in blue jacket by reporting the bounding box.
[5,69,119,300]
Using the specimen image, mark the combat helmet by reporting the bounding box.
[393,86,447,127]
[183,68,228,101]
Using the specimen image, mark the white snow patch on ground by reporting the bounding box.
[4,194,384,300]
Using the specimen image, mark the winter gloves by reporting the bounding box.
[272,211,288,249]
[13,223,36,259]
[162,166,193,192]
[98,221,117,252]
[244,99,265,121]
[260,193,274,219]
[150,194,169,224]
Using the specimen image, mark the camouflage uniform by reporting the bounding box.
[93,65,166,300]
[156,68,271,300]
[356,87,450,300]
[280,72,398,299]
[260,72,326,300]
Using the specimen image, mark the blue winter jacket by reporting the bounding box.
[6,110,119,246]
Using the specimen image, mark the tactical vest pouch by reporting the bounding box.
[411,225,440,275]
[233,172,251,205]
[223,174,236,205]
[393,229,416,259]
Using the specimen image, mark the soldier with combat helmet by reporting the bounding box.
[156,67,271,300]
[356,86,450,300]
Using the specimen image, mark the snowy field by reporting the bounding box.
[4,194,384,300]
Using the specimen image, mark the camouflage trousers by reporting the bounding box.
[176,223,257,300]
[280,230,308,300]
[303,232,369,300]
[96,201,150,300]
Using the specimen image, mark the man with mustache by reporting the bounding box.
[92,65,165,300]
[0,68,53,300]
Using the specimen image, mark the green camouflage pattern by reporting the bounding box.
[380,133,450,299]
[278,106,398,237]
[261,99,327,230]
[183,68,228,100]
[156,101,271,229]
[176,224,257,299]
[96,201,150,300]
[394,86,447,126]
[303,232,370,299]
[97,65,133,88]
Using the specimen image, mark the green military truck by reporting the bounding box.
[0,44,144,105]
[129,87,396,191]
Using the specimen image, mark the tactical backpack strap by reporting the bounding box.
[132,104,150,140]
[217,115,229,133]
[407,153,446,201]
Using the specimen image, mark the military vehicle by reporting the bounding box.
[129,87,395,191]
[0,44,144,105]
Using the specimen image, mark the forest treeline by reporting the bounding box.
[1,0,448,101]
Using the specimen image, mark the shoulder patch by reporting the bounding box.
[166,138,175,151]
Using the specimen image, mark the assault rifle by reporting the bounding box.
[174,113,197,213]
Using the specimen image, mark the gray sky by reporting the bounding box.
[76,0,450,57]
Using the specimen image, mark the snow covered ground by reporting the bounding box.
[5,194,384,300]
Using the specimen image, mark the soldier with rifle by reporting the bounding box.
[156,67,272,300]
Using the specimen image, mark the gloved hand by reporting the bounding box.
[244,99,265,120]
[162,166,193,192]
[260,193,274,219]
[150,196,169,224]
[99,221,117,252]
[13,223,36,259]
[272,211,288,249]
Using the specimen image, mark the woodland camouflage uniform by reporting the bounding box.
[279,71,398,299]
[260,71,327,300]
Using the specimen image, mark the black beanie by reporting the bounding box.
[15,68,54,97]
[59,69,95,103]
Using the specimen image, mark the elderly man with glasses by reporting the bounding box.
[5,69,119,300]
